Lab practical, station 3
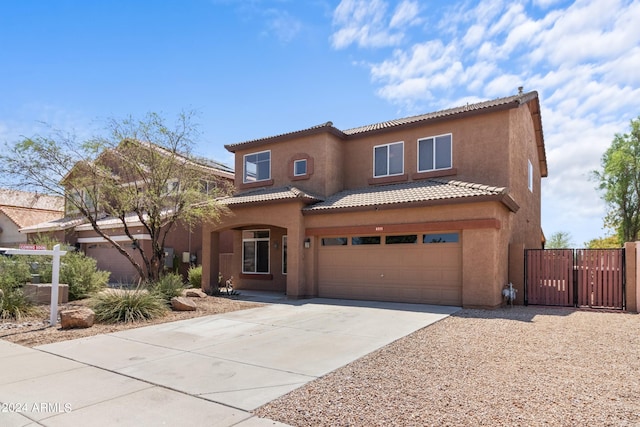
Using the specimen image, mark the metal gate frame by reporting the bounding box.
[525,249,626,310]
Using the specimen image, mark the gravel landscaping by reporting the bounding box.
[254,306,640,426]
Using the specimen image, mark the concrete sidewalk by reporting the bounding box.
[1,293,459,426]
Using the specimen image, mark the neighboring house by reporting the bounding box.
[0,188,64,247]
[202,90,547,308]
[21,141,234,283]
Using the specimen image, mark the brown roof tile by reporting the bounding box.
[0,188,64,211]
[220,186,324,206]
[303,179,513,212]
[0,206,64,228]
[343,92,539,135]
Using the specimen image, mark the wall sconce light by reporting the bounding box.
[273,242,279,249]
[304,238,311,249]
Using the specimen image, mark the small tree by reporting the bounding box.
[593,116,640,244]
[545,231,574,249]
[584,236,621,249]
[0,111,231,281]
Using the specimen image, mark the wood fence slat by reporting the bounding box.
[525,248,624,310]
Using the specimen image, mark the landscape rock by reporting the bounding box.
[171,296,197,311]
[60,308,95,329]
[183,289,207,298]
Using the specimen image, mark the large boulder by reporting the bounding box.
[183,289,207,298]
[171,296,197,311]
[60,308,95,329]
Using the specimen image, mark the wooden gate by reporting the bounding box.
[525,249,625,309]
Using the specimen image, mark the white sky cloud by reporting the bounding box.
[330,0,640,243]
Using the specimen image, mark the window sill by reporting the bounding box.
[412,168,457,180]
[239,179,274,190]
[291,174,310,181]
[368,174,408,185]
[240,273,274,280]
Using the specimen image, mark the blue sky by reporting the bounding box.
[1,0,640,246]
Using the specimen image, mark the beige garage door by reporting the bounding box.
[318,233,461,305]
[84,243,140,284]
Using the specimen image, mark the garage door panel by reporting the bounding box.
[318,237,462,305]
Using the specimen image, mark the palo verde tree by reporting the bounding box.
[593,116,640,244]
[0,111,232,281]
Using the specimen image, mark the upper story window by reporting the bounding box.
[294,159,307,176]
[374,141,404,178]
[243,150,271,183]
[418,134,452,172]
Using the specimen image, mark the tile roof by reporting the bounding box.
[303,179,514,212]
[342,92,539,135]
[225,91,540,149]
[220,186,324,206]
[0,206,64,228]
[0,188,64,211]
[18,215,87,233]
[225,122,340,152]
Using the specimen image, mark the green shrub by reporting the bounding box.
[187,265,202,289]
[91,289,168,323]
[60,251,110,300]
[148,273,185,302]
[0,284,38,320]
[0,256,31,287]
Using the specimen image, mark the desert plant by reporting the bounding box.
[0,256,31,287]
[60,251,110,300]
[91,289,168,323]
[0,283,39,320]
[148,273,185,302]
[187,265,202,289]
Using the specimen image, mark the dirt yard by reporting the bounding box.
[255,306,640,426]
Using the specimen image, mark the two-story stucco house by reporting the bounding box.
[21,140,235,283]
[202,90,547,308]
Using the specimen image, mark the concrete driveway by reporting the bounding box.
[1,293,459,426]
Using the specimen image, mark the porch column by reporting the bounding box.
[286,214,306,298]
[202,230,220,293]
[626,241,638,313]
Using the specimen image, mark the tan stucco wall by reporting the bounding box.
[343,111,511,189]
[505,102,544,300]
[202,200,308,296]
[233,133,344,198]
[0,213,26,246]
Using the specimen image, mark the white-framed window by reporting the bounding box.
[243,150,271,183]
[242,229,270,273]
[282,235,287,275]
[528,160,533,192]
[293,159,307,176]
[418,134,452,172]
[374,141,404,177]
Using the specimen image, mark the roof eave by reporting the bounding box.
[225,123,346,153]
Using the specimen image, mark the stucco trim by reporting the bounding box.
[411,168,458,180]
[367,174,409,185]
[239,273,274,280]
[305,219,501,237]
[238,179,274,190]
[77,234,151,243]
